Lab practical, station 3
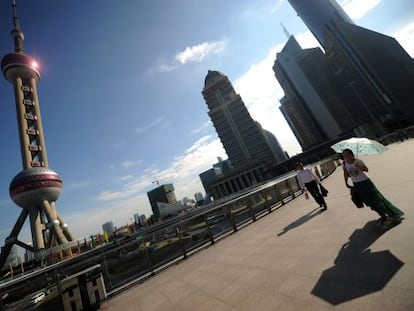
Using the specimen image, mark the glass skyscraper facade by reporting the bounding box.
[147,184,177,219]
[286,0,414,137]
[274,36,354,150]
[202,70,285,168]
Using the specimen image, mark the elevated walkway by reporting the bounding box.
[102,140,414,311]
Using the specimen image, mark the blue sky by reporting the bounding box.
[0,0,413,241]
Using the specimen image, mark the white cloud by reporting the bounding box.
[157,40,227,72]
[175,40,226,64]
[240,1,284,19]
[66,135,224,236]
[153,136,226,198]
[96,135,225,204]
[158,63,179,73]
[135,116,170,134]
[339,0,381,20]
[233,45,302,156]
[120,175,133,181]
[64,180,91,192]
[64,195,151,238]
[121,160,142,169]
[394,21,414,57]
[191,120,212,134]
[97,189,132,202]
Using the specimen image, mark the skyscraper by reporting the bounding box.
[199,157,233,198]
[202,70,285,168]
[287,0,354,47]
[288,0,414,135]
[147,184,177,220]
[102,221,115,235]
[273,36,353,150]
[0,1,74,269]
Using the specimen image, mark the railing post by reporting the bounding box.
[248,204,256,222]
[143,242,155,276]
[204,214,215,245]
[176,227,187,259]
[263,189,271,213]
[228,206,237,232]
[101,252,113,290]
[287,178,295,199]
[274,184,283,206]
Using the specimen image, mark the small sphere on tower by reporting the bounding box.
[9,168,63,208]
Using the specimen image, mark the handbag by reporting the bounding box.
[319,184,328,197]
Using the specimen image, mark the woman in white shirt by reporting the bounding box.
[342,148,404,223]
[296,162,327,210]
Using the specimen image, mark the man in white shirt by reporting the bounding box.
[296,162,327,210]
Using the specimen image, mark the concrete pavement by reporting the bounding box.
[102,139,414,311]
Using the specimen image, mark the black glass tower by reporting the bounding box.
[288,0,414,136]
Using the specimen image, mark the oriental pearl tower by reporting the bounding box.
[0,1,74,269]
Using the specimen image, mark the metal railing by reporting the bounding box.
[378,125,414,145]
[0,158,337,310]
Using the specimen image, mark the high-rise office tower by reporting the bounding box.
[0,1,74,269]
[273,36,353,150]
[194,192,204,203]
[102,221,115,235]
[199,168,218,198]
[202,70,285,168]
[133,214,146,225]
[288,0,414,135]
[199,157,233,198]
[288,0,354,48]
[147,184,177,219]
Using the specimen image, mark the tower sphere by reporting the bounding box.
[9,168,63,208]
[1,52,40,82]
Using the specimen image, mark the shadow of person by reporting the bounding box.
[277,207,324,236]
[311,220,404,305]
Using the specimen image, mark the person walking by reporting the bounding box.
[342,148,404,224]
[296,162,327,210]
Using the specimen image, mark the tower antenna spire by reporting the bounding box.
[11,0,25,53]
[280,22,291,40]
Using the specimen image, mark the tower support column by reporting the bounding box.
[29,206,45,250]
[42,200,68,244]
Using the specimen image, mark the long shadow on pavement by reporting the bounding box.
[277,207,325,236]
[311,220,404,305]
